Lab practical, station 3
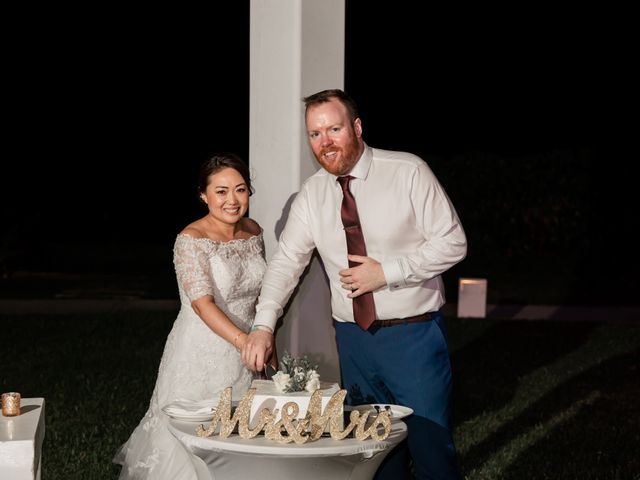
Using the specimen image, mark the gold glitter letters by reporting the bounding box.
[195,387,391,442]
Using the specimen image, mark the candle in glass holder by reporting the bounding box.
[1,392,21,416]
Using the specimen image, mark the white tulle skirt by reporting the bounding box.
[113,405,211,480]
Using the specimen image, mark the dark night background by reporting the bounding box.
[1,3,636,306]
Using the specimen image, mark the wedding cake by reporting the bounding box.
[249,379,344,431]
[249,352,344,431]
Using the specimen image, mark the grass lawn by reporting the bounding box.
[1,312,639,479]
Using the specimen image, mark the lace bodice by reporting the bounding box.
[174,233,266,330]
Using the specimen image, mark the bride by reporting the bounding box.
[114,153,269,479]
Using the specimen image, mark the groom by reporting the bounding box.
[242,89,466,480]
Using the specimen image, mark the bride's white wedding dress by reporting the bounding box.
[114,233,266,479]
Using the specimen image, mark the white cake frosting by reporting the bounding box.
[249,379,344,431]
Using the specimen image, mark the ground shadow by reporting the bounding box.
[450,320,599,424]
[459,346,640,479]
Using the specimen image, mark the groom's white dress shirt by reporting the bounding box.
[253,144,467,331]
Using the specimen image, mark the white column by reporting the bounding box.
[249,0,345,381]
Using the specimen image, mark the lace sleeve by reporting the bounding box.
[173,235,215,302]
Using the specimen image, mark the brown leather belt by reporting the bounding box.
[373,312,432,328]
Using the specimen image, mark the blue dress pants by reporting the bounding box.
[334,312,461,480]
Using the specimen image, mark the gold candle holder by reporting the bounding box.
[1,392,21,417]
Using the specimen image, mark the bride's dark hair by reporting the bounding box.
[197,152,254,197]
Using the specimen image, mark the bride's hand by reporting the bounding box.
[241,330,273,372]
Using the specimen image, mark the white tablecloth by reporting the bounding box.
[168,418,407,480]
[0,398,45,480]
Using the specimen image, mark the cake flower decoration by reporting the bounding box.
[273,351,321,393]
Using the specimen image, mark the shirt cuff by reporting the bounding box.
[382,259,406,290]
[253,310,278,332]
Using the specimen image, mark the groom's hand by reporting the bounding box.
[241,330,274,372]
[339,254,387,297]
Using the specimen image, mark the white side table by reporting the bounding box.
[0,398,45,480]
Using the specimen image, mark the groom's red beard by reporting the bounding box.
[315,134,361,176]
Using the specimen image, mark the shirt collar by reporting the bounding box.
[335,143,372,181]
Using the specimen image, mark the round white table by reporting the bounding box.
[168,418,407,480]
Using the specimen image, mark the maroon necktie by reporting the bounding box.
[337,176,376,330]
